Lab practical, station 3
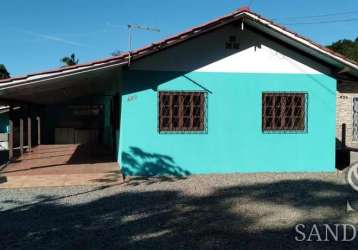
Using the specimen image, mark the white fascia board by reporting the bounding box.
[241,12,358,72]
[0,61,126,92]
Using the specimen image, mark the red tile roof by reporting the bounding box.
[1,7,357,85]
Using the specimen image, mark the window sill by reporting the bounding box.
[159,129,208,134]
[262,129,308,134]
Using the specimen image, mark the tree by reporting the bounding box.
[327,37,358,63]
[61,53,79,67]
[111,50,122,56]
[0,64,10,79]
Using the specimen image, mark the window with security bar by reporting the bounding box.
[159,92,206,132]
[262,92,306,132]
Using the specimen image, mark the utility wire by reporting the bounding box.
[283,17,358,26]
[274,9,358,21]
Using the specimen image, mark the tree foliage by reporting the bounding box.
[0,64,10,79]
[111,50,122,56]
[61,53,79,67]
[327,37,358,63]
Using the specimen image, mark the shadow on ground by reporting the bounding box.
[0,177,357,250]
[121,147,191,178]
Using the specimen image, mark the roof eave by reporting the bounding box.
[2,8,358,87]
[243,12,358,75]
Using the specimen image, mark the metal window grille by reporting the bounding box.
[353,97,358,141]
[159,92,205,132]
[262,92,306,132]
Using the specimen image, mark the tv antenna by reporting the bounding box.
[127,24,160,65]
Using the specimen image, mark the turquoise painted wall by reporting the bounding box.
[0,112,9,133]
[119,70,336,176]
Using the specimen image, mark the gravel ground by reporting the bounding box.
[1,173,358,250]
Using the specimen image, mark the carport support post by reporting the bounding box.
[20,118,24,156]
[8,120,13,160]
[37,116,41,145]
[27,117,32,152]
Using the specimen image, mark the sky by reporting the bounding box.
[1,0,358,76]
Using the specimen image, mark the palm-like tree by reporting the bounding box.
[0,64,10,79]
[61,53,79,67]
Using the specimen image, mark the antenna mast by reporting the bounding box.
[127,24,160,65]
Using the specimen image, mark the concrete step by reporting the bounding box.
[0,171,123,189]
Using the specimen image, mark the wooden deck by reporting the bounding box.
[0,144,123,188]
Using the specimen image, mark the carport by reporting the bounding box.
[0,58,125,187]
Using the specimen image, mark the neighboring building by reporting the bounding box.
[336,81,358,165]
[1,8,358,175]
[337,82,358,149]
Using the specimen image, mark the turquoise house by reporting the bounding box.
[1,8,358,175]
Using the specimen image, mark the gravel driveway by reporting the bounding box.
[1,173,357,250]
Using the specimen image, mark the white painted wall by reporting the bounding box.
[132,24,331,75]
[0,142,8,151]
[195,45,321,74]
[0,133,8,151]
